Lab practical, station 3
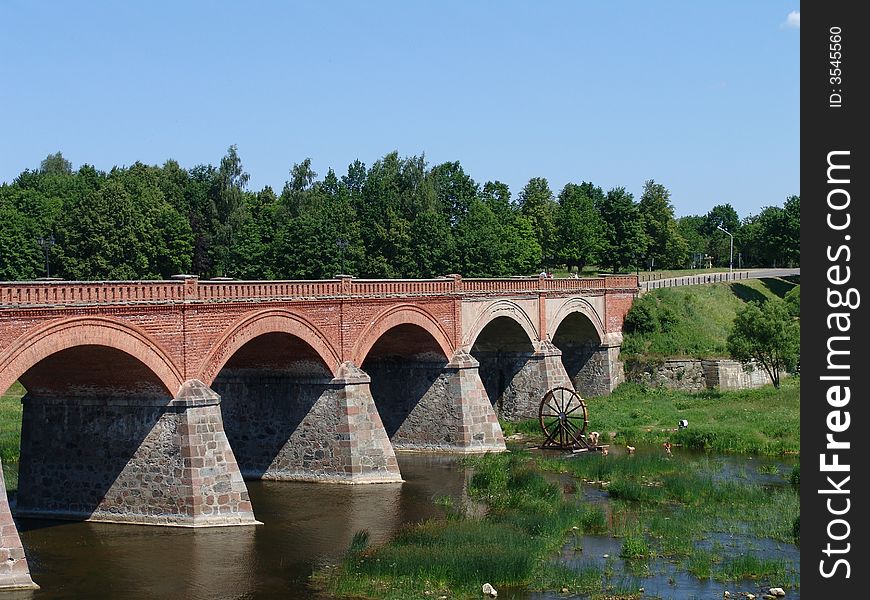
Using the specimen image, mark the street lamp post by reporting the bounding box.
[37,233,56,278]
[716,225,733,277]
[336,239,349,275]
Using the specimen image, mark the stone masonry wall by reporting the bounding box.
[562,343,624,398]
[476,344,573,421]
[625,358,778,391]
[16,381,256,526]
[216,364,402,483]
[364,353,504,452]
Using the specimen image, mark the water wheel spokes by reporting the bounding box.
[539,387,589,450]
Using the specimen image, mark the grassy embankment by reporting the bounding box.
[0,382,24,491]
[620,277,798,360]
[502,376,800,456]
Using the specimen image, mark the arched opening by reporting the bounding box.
[552,312,607,397]
[361,324,450,448]
[11,344,177,521]
[469,316,537,418]
[212,332,336,480]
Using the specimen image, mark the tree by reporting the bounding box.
[480,181,541,275]
[555,183,606,273]
[596,187,648,272]
[430,161,479,226]
[0,192,41,280]
[39,151,73,175]
[211,145,250,276]
[638,180,687,269]
[726,299,799,388]
[703,204,741,267]
[677,215,707,266]
[781,195,800,266]
[517,177,558,267]
[784,285,800,317]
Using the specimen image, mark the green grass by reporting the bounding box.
[621,278,799,360]
[315,447,800,599]
[313,453,615,599]
[0,382,23,491]
[506,377,800,456]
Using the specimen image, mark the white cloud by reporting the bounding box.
[783,10,800,29]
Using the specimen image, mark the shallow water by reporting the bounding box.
[12,449,799,599]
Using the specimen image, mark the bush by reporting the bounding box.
[624,297,659,335]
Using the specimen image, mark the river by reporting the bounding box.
[13,450,799,600]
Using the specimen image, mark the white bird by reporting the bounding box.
[678,419,689,429]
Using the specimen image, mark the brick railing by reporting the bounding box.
[0,275,639,308]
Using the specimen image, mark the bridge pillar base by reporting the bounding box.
[329,362,403,483]
[380,351,505,454]
[495,342,574,421]
[16,380,258,527]
[0,459,38,590]
[564,333,625,398]
[218,363,402,484]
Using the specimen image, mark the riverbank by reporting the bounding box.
[313,445,799,600]
[0,382,23,491]
[314,379,800,599]
[503,376,800,455]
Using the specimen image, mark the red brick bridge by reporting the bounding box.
[0,274,637,588]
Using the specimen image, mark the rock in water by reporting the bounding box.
[769,588,786,597]
[482,582,498,597]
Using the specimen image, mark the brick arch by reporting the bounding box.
[352,304,454,365]
[0,316,184,398]
[549,298,605,344]
[198,309,341,385]
[463,300,540,351]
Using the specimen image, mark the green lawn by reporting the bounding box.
[504,376,800,456]
[0,382,24,492]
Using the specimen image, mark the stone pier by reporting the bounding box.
[364,350,505,453]
[15,380,257,527]
[561,333,625,398]
[218,362,402,484]
[477,341,574,421]
[0,459,38,590]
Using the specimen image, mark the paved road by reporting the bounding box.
[639,268,800,293]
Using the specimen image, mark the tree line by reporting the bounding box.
[0,148,799,281]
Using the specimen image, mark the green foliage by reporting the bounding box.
[619,534,650,559]
[638,180,688,269]
[727,299,800,388]
[39,151,73,175]
[596,186,648,272]
[0,150,799,282]
[518,177,558,267]
[555,183,606,273]
[784,284,800,317]
[621,279,793,360]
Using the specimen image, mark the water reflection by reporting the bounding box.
[17,454,470,600]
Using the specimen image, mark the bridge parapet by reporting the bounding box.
[1,275,638,308]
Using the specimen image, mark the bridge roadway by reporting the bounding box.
[0,274,637,589]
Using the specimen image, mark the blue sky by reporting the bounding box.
[0,1,799,218]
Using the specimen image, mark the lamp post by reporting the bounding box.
[37,233,55,278]
[716,225,733,276]
[336,238,349,275]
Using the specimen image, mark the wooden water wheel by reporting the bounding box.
[538,387,597,451]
